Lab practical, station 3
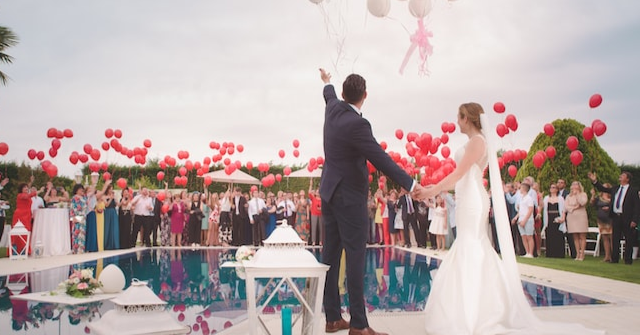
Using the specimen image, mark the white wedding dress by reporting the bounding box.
[424,117,605,335]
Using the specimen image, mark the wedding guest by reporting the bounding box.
[248,190,267,246]
[416,196,429,248]
[308,181,323,246]
[558,178,577,258]
[170,193,186,247]
[564,181,589,261]
[12,177,36,255]
[505,182,525,255]
[30,186,45,220]
[131,187,155,247]
[428,195,448,251]
[103,182,119,250]
[150,190,163,247]
[374,189,385,244]
[69,184,88,254]
[231,187,248,246]
[542,183,565,258]
[512,183,535,258]
[265,195,278,238]
[43,182,69,207]
[387,190,401,246]
[201,192,210,246]
[160,194,172,247]
[278,192,295,227]
[90,181,110,252]
[95,188,106,252]
[118,187,133,248]
[295,189,310,241]
[219,189,233,246]
[0,192,8,238]
[443,193,456,239]
[207,192,221,246]
[531,181,543,257]
[398,188,420,248]
[84,185,98,252]
[591,184,613,262]
[380,190,391,245]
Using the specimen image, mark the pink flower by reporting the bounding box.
[77,282,89,290]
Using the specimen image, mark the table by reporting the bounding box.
[31,208,71,257]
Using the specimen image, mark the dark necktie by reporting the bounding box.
[615,186,625,212]
[407,196,414,214]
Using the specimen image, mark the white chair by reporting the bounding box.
[584,227,601,257]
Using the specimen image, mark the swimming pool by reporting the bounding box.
[0,247,607,334]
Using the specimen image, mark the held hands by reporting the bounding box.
[412,184,438,200]
[319,68,331,84]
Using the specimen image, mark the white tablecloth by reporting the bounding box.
[31,208,71,257]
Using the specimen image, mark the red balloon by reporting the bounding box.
[204,176,212,186]
[223,158,231,166]
[180,176,188,185]
[161,204,169,214]
[380,141,387,151]
[36,151,45,161]
[51,139,62,150]
[105,128,114,138]
[276,174,282,182]
[504,114,517,131]
[497,157,504,169]
[447,123,456,133]
[179,167,187,176]
[503,150,514,163]
[543,123,555,137]
[292,139,300,148]
[440,122,448,133]
[440,133,449,144]
[46,128,57,138]
[493,102,506,113]
[63,129,73,138]
[406,132,418,143]
[48,147,58,158]
[508,165,517,178]
[566,136,579,151]
[143,139,152,148]
[283,166,292,176]
[441,146,451,159]
[100,142,109,151]
[278,149,285,158]
[234,160,242,169]
[395,129,404,140]
[83,144,93,155]
[532,152,545,169]
[593,121,607,136]
[102,172,112,181]
[545,146,556,159]
[589,93,602,108]
[174,176,181,185]
[114,129,123,138]
[185,160,194,171]
[27,149,37,160]
[582,127,594,141]
[237,144,244,153]
[224,165,233,175]
[91,148,101,161]
[78,153,88,163]
[317,156,324,165]
[227,147,235,155]
[46,164,58,178]
[157,171,165,181]
[246,161,253,170]
[570,150,583,166]
[55,130,64,139]
[218,147,227,156]
[157,191,166,202]
[496,123,508,138]
[116,178,127,189]
[293,149,299,158]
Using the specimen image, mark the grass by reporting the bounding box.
[0,247,6,258]
[517,254,640,284]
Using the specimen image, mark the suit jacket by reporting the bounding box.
[319,84,413,204]
[398,194,418,221]
[231,196,248,220]
[153,198,163,219]
[593,181,640,225]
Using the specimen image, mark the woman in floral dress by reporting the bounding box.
[69,184,88,254]
[295,190,310,241]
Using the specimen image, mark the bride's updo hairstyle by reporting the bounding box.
[459,103,484,131]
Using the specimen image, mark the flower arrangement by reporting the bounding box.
[235,246,255,263]
[59,268,102,298]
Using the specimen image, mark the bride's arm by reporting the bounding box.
[416,136,485,199]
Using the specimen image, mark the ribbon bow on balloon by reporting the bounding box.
[399,19,433,76]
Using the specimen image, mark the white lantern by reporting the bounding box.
[408,0,433,18]
[98,264,126,293]
[9,221,30,260]
[367,0,391,18]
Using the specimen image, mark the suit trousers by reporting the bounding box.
[251,215,265,246]
[612,214,637,264]
[403,213,418,247]
[231,214,244,246]
[321,195,369,329]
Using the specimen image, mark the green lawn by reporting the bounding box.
[517,254,640,284]
[0,247,6,258]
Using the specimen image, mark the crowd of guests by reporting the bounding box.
[1,170,638,264]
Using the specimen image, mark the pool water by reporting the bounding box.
[0,247,607,334]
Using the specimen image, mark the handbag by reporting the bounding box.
[558,223,567,233]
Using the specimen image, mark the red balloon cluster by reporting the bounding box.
[440,122,456,134]
[257,163,270,173]
[261,173,276,187]
[532,150,546,169]
[591,119,607,137]
[173,175,188,186]
[46,127,73,139]
[496,114,518,137]
[177,150,190,160]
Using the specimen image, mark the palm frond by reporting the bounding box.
[0,52,14,64]
[0,26,19,50]
[0,71,9,85]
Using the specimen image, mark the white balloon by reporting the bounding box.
[309,0,323,4]
[408,0,433,18]
[98,264,126,293]
[367,0,391,18]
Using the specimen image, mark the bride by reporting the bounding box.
[415,103,604,334]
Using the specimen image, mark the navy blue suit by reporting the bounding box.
[320,84,414,328]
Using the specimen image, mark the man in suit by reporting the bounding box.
[230,187,248,246]
[589,171,640,264]
[150,190,162,246]
[318,68,421,335]
[398,189,421,248]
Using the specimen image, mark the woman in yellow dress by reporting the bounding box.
[95,196,105,252]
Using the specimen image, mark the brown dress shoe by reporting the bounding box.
[348,327,388,335]
[325,318,350,333]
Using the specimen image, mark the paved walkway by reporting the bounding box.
[2,246,639,334]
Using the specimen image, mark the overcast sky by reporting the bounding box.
[1,0,639,178]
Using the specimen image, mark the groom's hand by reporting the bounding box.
[319,68,331,84]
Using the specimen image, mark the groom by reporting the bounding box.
[319,68,420,335]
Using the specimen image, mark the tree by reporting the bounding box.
[0,26,19,85]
